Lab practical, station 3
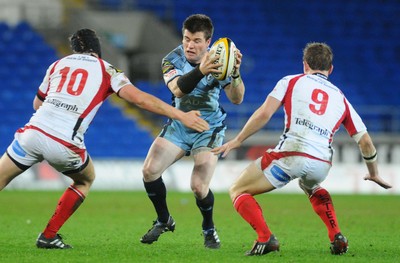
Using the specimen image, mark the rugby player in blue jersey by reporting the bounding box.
[140,14,245,249]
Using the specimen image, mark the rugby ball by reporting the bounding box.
[209,37,236,80]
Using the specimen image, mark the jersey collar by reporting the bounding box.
[312,72,328,80]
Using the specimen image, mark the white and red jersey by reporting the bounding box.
[269,73,366,162]
[27,54,132,149]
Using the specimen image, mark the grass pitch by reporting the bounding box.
[0,191,398,263]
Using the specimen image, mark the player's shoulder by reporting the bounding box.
[92,58,123,79]
[282,73,303,80]
[163,45,185,65]
[94,57,120,72]
[278,73,303,85]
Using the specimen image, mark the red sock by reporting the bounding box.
[309,188,341,241]
[233,194,271,242]
[43,185,85,239]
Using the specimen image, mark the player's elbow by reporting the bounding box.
[33,96,42,110]
[232,97,243,105]
[173,89,185,98]
[229,95,244,105]
[170,85,185,98]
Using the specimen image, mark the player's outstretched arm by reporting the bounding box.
[118,84,209,132]
[211,138,242,158]
[357,132,392,189]
[212,96,281,157]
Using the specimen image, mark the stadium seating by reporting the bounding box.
[0,21,154,158]
[131,0,399,132]
[1,0,399,158]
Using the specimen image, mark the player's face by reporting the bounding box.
[182,30,210,64]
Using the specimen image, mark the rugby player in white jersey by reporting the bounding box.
[212,42,392,256]
[0,28,209,249]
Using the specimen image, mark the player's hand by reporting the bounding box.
[211,138,242,158]
[199,50,222,75]
[181,110,209,132]
[364,174,392,189]
[232,48,242,76]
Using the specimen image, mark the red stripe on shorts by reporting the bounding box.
[260,150,331,170]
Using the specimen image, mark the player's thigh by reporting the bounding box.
[0,153,25,189]
[229,161,275,200]
[142,137,185,180]
[299,159,331,195]
[190,125,225,187]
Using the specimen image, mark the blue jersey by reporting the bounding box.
[160,45,230,153]
[162,45,231,127]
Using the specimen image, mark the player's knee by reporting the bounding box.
[67,161,95,188]
[77,172,95,187]
[299,180,317,197]
[142,165,159,181]
[142,166,150,179]
[228,184,241,202]
[191,183,207,198]
[87,172,95,185]
[191,185,202,197]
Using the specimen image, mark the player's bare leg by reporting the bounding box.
[230,162,280,255]
[0,153,24,190]
[37,157,95,249]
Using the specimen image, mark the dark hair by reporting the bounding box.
[182,14,214,40]
[70,29,102,58]
[303,42,333,71]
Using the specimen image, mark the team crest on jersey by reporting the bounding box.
[164,69,177,80]
[162,61,174,74]
[110,65,123,73]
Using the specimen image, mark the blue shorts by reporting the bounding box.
[159,120,226,155]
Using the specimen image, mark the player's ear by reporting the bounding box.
[303,61,310,73]
[328,65,334,75]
